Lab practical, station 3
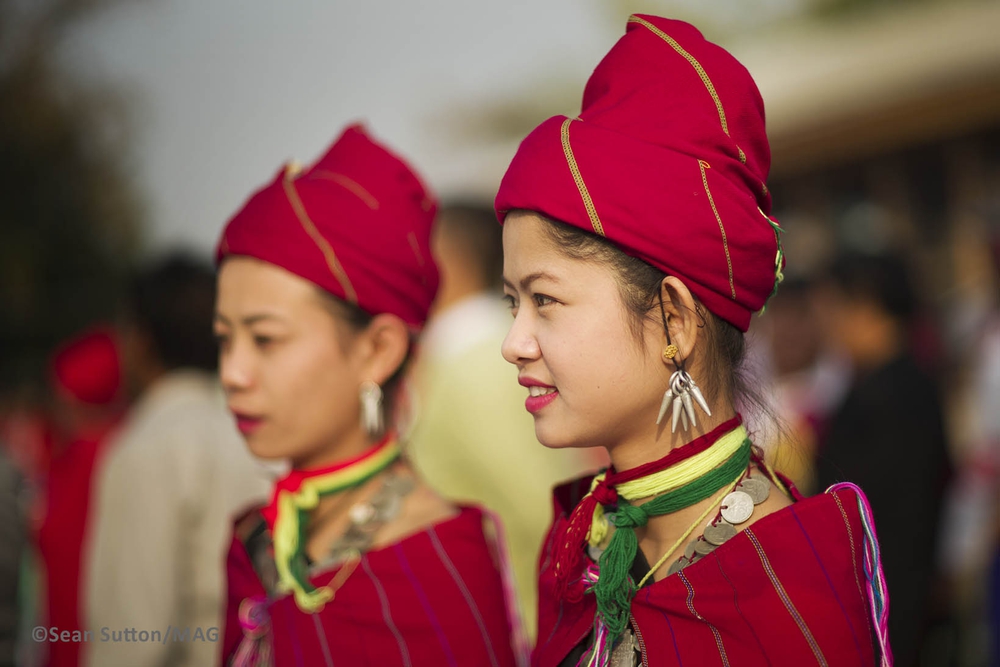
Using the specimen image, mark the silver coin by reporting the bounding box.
[683,541,698,560]
[693,538,716,556]
[703,521,737,546]
[587,544,604,562]
[721,491,754,525]
[667,559,685,576]
[349,503,376,525]
[738,478,771,505]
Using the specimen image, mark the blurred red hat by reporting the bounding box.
[50,327,121,405]
[216,124,439,329]
[496,15,784,332]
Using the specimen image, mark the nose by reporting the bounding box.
[219,337,254,395]
[501,311,541,366]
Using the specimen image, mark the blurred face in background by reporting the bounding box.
[214,257,368,466]
[818,284,897,370]
[766,286,823,377]
[500,211,665,451]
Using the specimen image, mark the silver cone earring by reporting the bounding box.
[653,291,711,432]
[359,381,384,438]
[656,369,712,432]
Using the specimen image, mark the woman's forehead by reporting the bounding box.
[217,257,325,318]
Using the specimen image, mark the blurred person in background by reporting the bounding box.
[939,218,1000,666]
[36,327,124,667]
[817,251,952,667]
[757,277,850,495]
[409,203,599,637]
[216,125,521,666]
[0,446,25,667]
[84,254,271,667]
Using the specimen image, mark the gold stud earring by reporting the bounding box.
[662,344,678,361]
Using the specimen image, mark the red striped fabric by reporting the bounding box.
[222,506,519,666]
[533,481,880,666]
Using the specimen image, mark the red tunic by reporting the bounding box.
[534,476,882,667]
[222,505,521,667]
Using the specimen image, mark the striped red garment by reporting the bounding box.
[533,478,882,667]
[222,505,521,667]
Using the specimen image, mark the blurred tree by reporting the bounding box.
[0,0,143,397]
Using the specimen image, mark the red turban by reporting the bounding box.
[50,327,121,405]
[217,124,439,329]
[495,15,784,332]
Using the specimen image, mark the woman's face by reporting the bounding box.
[215,257,367,464]
[501,212,666,451]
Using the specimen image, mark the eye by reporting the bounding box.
[502,293,518,314]
[213,332,230,348]
[532,293,555,308]
[253,335,274,349]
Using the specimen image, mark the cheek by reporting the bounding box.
[550,316,641,402]
[261,341,360,448]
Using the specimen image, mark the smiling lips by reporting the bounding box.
[520,378,558,414]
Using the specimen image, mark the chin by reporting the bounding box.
[243,434,292,461]
[534,422,583,450]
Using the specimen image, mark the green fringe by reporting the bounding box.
[591,438,752,645]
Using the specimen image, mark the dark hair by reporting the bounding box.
[538,217,764,416]
[828,251,917,324]
[437,203,504,291]
[127,254,217,372]
[314,291,412,422]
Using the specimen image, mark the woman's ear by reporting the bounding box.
[359,313,411,386]
[659,276,701,365]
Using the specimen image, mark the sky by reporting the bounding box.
[58,0,825,256]
[60,0,620,255]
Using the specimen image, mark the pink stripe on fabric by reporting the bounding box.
[360,556,412,667]
[392,543,457,667]
[428,525,501,667]
[310,611,335,667]
[481,508,531,666]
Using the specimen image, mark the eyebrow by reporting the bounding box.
[213,313,285,327]
[502,271,561,291]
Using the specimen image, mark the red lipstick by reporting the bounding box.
[231,412,263,435]
[519,377,558,414]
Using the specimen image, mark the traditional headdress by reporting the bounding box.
[51,327,121,405]
[495,15,784,331]
[217,124,439,328]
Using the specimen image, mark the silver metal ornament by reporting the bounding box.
[359,381,384,438]
[664,370,712,433]
[656,388,673,425]
[721,490,754,525]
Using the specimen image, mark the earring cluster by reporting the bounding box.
[655,365,711,432]
[655,294,711,432]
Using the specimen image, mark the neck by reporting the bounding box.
[291,427,381,471]
[607,404,739,473]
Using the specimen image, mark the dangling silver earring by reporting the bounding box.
[656,368,711,433]
[359,381,384,438]
[654,293,711,432]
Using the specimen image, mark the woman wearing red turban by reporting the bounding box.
[496,16,891,667]
[216,125,522,666]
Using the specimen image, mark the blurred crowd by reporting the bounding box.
[1,2,998,666]
[2,189,1000,665]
